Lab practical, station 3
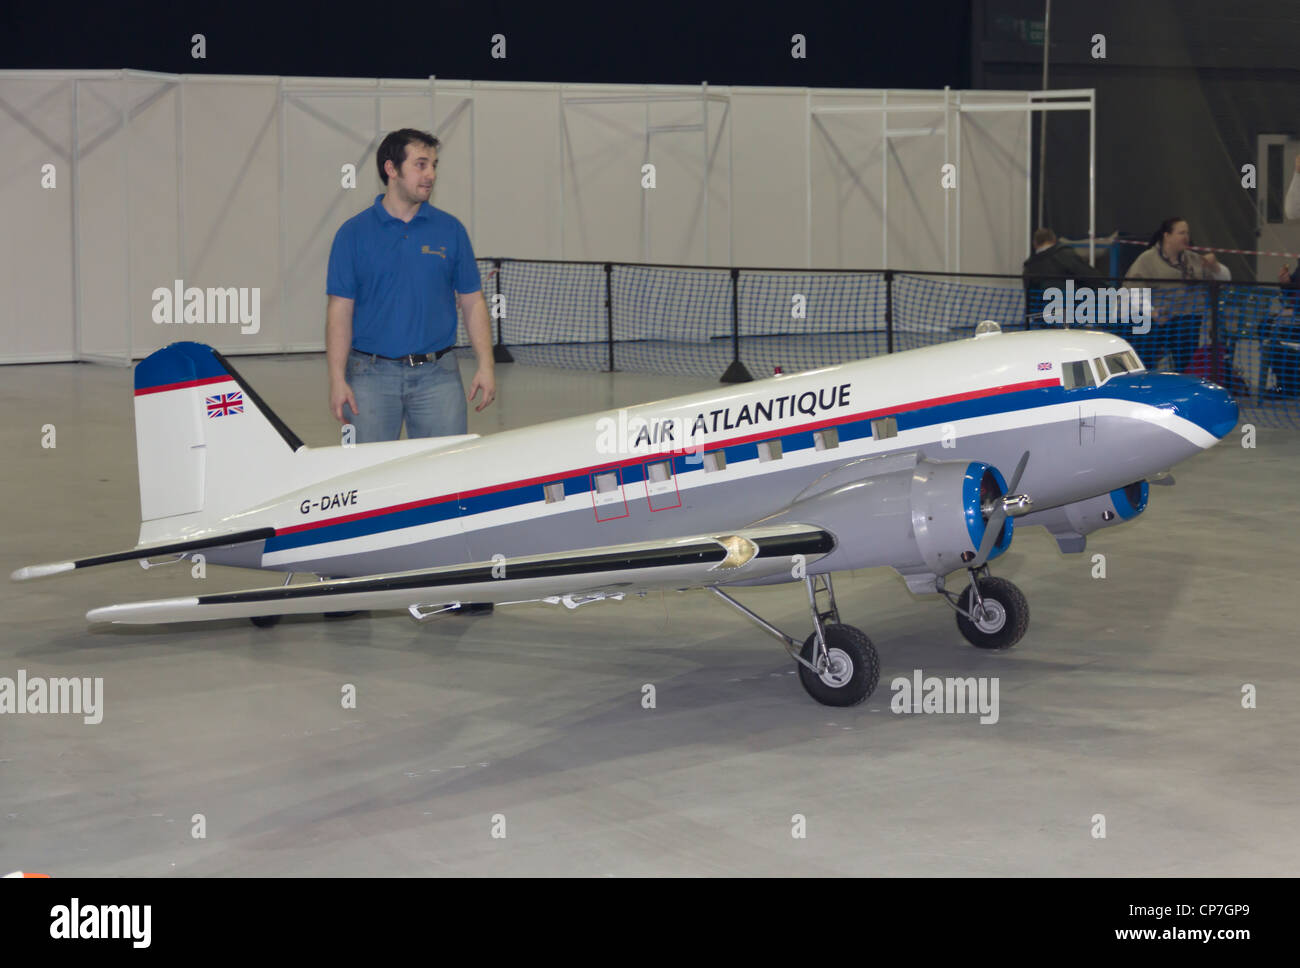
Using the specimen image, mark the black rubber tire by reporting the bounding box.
[797,624,879,707]
[250,614,281,628]
[955,576,1029,650]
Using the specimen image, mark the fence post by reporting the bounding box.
[720,267,753,383]
[604,262,616,373]
[885,269,895,355]
[491,257,514,364]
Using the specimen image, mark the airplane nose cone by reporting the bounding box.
[1185,377,1239,439]
[1139,373,1238,440]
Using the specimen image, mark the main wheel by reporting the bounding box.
[955,576,1029,650]
[797,624,879,707]
[250,614,281,628]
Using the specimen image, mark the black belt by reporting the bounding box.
[354,347,454,366]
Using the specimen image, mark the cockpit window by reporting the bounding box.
[1062,360,1096,389]
[1103,351,1145,377]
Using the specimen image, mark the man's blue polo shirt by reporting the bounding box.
[326,195,481,357]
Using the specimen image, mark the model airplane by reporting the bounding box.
[12,322,1237,706]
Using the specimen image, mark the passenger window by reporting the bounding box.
[872,417,898,441]
[703,450,727,472]
[814,427,840,450]
[646,460,672,483]
[594,471,619,494]
[757,440,783,462]
[543,482,565,504]
[1062,361,1096,389]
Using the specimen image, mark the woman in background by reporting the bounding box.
[1125,217,1230,372]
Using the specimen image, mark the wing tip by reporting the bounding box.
[86,597,201,624]
[11,562,74,581]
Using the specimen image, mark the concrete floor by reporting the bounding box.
[1,352,1296,876]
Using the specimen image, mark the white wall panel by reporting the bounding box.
[0,72,1046,362]
[0,77,75,362]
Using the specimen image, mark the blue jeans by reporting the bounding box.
[344,349,467,442]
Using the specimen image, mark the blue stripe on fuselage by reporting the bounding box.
[264,378,1204,555]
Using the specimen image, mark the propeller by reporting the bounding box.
[969,451,1033,569]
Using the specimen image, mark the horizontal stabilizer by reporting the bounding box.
[87,524,834,625]
[11,527,275,582]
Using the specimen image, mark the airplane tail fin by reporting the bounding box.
[133,342,305,537]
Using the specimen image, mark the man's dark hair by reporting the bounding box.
[376,128,440,185]
[1032,227,1056,249]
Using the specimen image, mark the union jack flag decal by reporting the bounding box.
[1037,361,1052,371]
[206,391,244,418]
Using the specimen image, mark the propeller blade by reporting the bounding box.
[1006,450,1031,494]
[970,505,1007,570]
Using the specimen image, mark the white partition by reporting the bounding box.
[0,71,1080,363]
[0,74,78,363]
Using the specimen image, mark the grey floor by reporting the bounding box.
[1,353,1296,876]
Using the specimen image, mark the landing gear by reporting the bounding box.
[797,624,880,707]
[711,574,880,707]
[939,568,1029,650]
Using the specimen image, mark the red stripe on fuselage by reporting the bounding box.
[135,375,235,396]
[270,375,1061,538]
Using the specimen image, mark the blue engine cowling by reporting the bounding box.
[1017,480,1149,553]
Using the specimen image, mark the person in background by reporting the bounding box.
[1022,228,1105,327]
[1125,217,1230,372]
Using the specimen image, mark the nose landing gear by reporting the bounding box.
[938,567,1029,650]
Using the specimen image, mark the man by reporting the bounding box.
[326,128,495,442]
[1021,228,1105,327]
[325,130,498,618]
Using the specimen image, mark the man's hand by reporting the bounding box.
[1201,251,1220,271]
[330,379,358,423]
[1281,264,1294,285]
[467,367,496,413]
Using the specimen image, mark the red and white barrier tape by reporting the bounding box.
[1085,238,1300,260]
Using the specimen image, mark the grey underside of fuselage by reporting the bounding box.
[203,414,1192,581]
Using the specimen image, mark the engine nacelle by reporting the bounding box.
[1018,480,1149,553]
[746,453,1014,593]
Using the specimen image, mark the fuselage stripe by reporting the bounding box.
[264,376,1066,554]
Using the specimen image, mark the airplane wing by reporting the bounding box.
[11,527,276,581]
[85,524,833,625]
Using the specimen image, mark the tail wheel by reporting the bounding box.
[797,624,879,707]
[955,577,1029,650]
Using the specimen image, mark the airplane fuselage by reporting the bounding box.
[193,329,1236,584]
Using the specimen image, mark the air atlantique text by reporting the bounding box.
[596,383,852,456]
